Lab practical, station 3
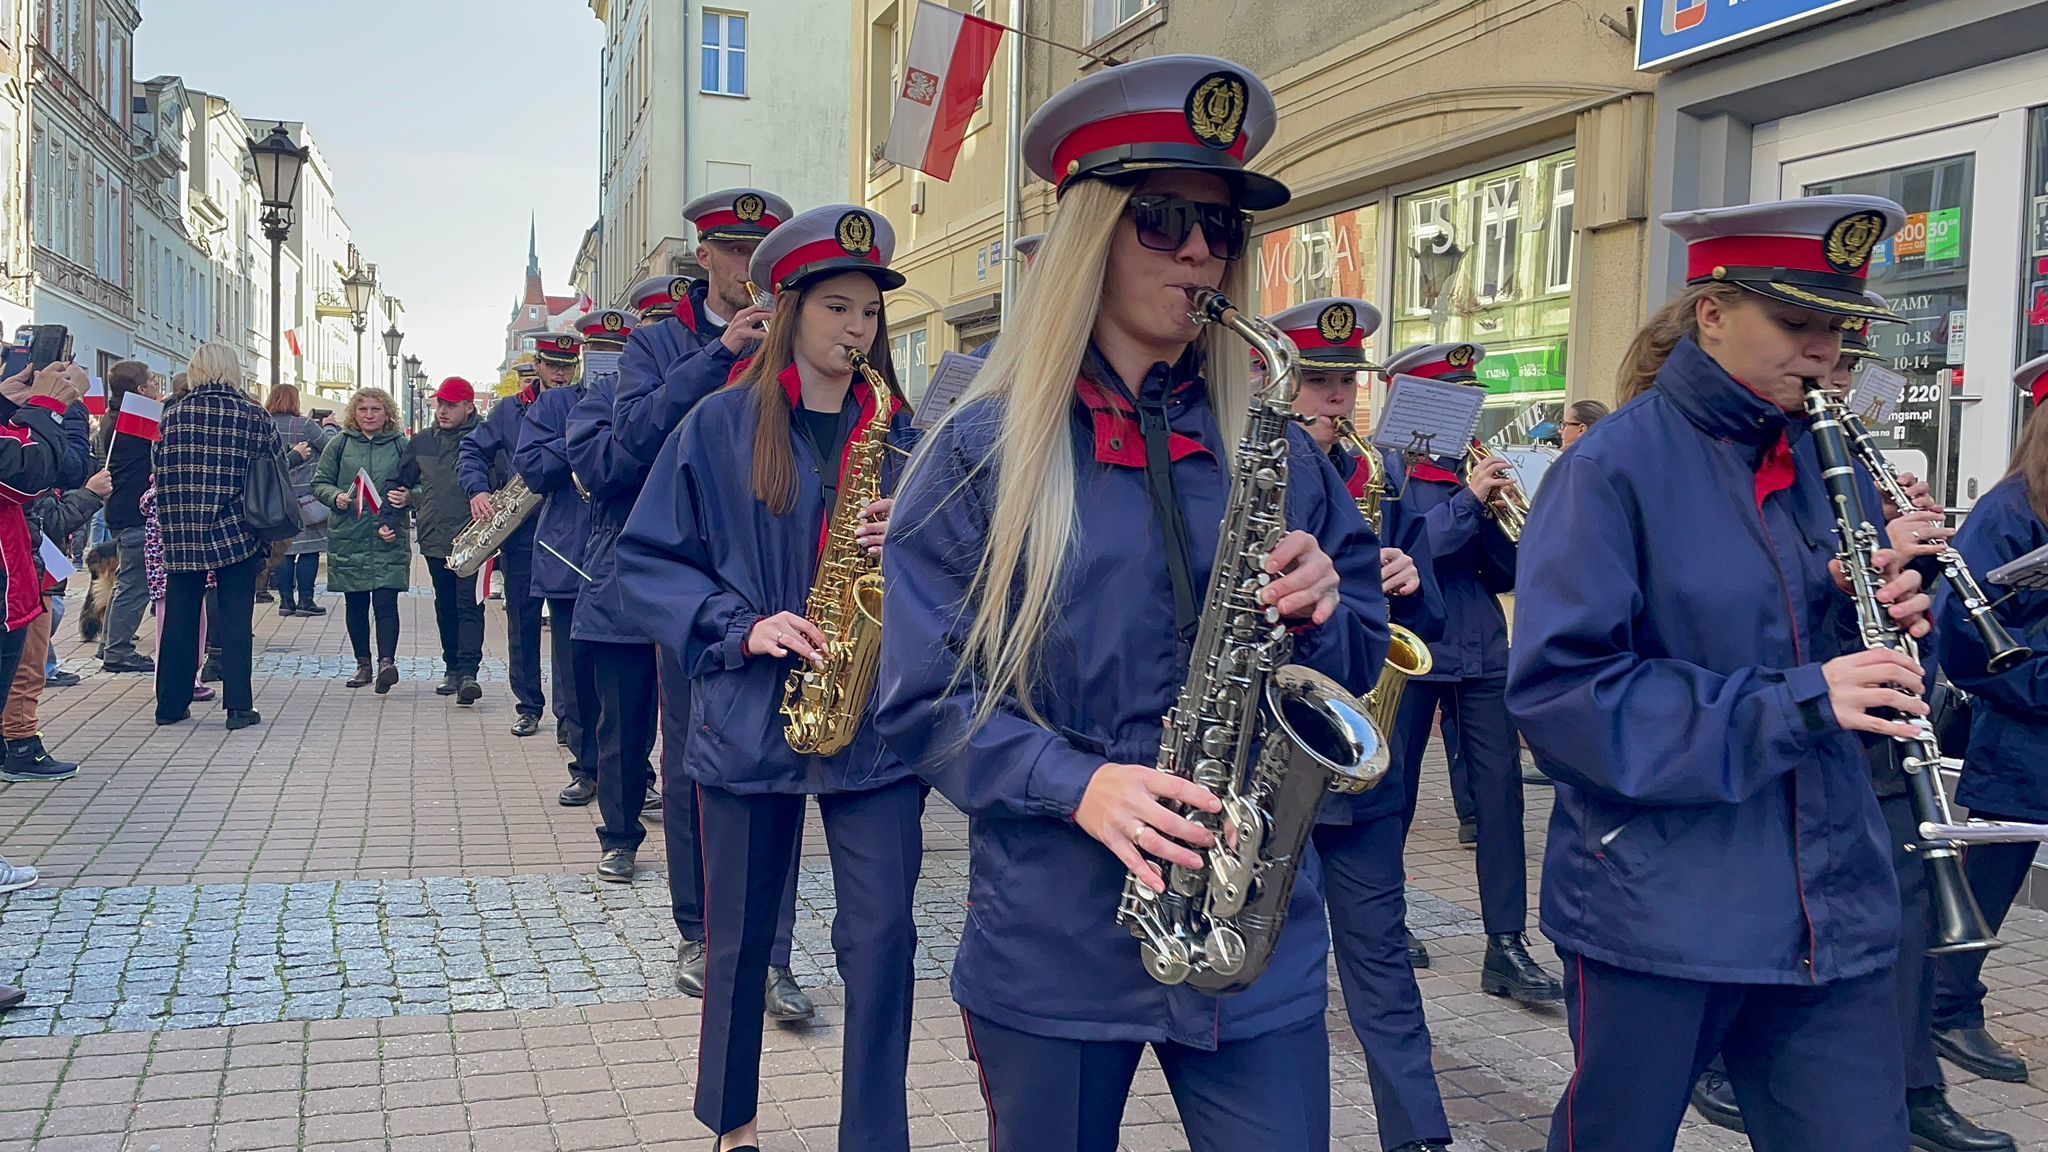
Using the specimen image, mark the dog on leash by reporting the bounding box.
[77,541,120,641]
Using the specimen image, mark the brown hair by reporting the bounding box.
[2003,400,2048,528]
[1566,399,1611,426]
[265,383,302,416]
[1615,282,1750,403]
[733,282,901,515]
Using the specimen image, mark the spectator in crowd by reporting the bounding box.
[94,360,157,673]
[313,388,414,694]
[264,383,335,617]
[0,360,86,750]
[402,378,485,703]
[140,484,217,707]
[3,469,108,779]
[1559,399,1611,450]
[153,344,280,730]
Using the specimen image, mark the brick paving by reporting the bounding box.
[2,582,2045,1150]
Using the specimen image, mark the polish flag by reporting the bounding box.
[83,376,106,416]
[352,468,383,516]
[285,329,303,359]
[881,0,1005,181]
[38,534,76,583]
[475,557,493,605]
[114,391,163,441]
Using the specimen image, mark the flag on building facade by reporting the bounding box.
[881,0,1005,181]
[114,392,163,441]
[285,329,303,359]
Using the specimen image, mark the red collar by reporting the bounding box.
[1073,377,1213,468]
[1408,457,1462,485]
[1755,433,1796,508]
[673,303,701,336]
[1337,448,1371,501]
[517,385,538,406]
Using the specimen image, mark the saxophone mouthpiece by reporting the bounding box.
[1185,286,1232,323]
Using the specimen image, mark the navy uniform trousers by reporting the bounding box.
[695,778,922,1149]
[1932,807,2040,1036]
[1548,953,1906,1151]
[1311,816,1451,1150]
[498,535,545,720]
[656,650,801,962]
[963,1012,1330,1151]
[584,640,658,854]
[546,597,597,782]
[1392,676,1527,934]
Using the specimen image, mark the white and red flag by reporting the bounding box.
[114,392,163,441]
[83,376,106,416]
[881,0,1005,181]
[352,468,383,516]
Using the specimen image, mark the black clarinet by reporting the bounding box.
[1803,380,1998,955]
[1832,402,2033,674]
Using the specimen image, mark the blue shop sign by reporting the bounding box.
[1637,0,1885,71]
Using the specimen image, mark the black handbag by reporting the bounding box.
[245,449,306,542]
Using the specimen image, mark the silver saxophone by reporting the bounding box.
[1116,287,1389,995]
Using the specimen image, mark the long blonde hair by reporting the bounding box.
[1616,282,1749,403]
[906,177,1255,728]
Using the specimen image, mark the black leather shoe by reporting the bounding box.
[596,849,635,883]
[641,785,663,822]
[0,982,24,1011]
[154,710,189,726]
[1690,1068,1745,1133]
[457,678,481,706]
[511,714,541,737]
[102,656,155,674]
[435,674,458,696]
[277,601,297,617]
[1481,933,1563,1005]
[1405,929,1431,969]
[200,657,222,683]
[346,660,374,688]
[559,776,597,806]
[557,722,569,747]
[1934,1026,2030,1083]
[225,710,262,731]
[254,589,274,603]
[43,669,80,688]
[298,603,327,617]
[1388,1143,1451,1152]
[765,966,814,1023]
[675,939,707,998]
[1910,1086,2017,1151]
[374,660,399,694]
[1458,820,1478,848]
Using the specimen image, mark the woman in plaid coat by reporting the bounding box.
[152,343,283,730]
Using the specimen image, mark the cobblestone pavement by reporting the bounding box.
[3,584,2047,1151]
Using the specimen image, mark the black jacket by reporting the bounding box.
[102,431,151,531]
[403,415,480,560]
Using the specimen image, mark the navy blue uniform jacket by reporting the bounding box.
[512,384,595,600]
[570,284,734,644]
[1937,475,2048,822]
[1506,337,1897,986]
[455,388,538,558]
[875,359,1391,1048]
[1401,451,1515,681]
[617,365,914,795]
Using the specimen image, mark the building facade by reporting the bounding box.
[187,89,271,388]
[0,0,34,338]
[130,73,205,375]
[589,0,851,308]
[27,0,139,377]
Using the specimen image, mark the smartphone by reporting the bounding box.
[0,333,30,380]
[28,325,70,371]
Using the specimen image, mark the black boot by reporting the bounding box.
[1481,932,1563,1005]
[345,659,374,688]
[558,775,596,806]
[765,966,814,1023]
[1405,928,1431,969]
[1933,1026,2030,1083]
[1,736,77,783]
[456,677,481,706]
[1458,820,1478,848]
[1909,1086,2017,1151]
[200,655,223,683]
[675,939,706,997]
[374,659,399,694]
[435,673,458,696]
[1690,1067,1745,1133]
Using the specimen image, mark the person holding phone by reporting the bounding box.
[0,358,88,778]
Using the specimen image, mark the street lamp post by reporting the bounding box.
[403,353,422,432]
[343,267,377,389]
[246,125,310,393]
[382,324,404,424]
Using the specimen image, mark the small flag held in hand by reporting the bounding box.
[114,392,163,441]
[352,468,383,517]
[83,377,106,416]
[38,535,76,582]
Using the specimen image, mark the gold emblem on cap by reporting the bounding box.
[601,311,623,333]
[735,193,766,223]
[1186,71,1249,150]
[668,277,689,300]
[1317,303,1357,345]
[1842,317,1868,334]
[1446,344,1476,369]
[1824,211,1885,274]
[836,210,876,256]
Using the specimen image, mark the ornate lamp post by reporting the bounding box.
[382,323,404,423]
[403,353,423,431]
[343,267,377,388]
[246,125,310,392]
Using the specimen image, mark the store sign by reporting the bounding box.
[1926,208,1963,262]
[1474,343,1568,395]
[1636,0,1886,71]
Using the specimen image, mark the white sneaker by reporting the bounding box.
[0,863,38,895]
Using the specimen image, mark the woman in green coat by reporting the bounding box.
[312,388,417,692]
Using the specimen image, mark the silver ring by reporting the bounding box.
[1132,822,1148,846]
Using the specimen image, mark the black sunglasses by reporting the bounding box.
[1126,195,1250,261]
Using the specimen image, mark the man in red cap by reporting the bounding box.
[404,377,488,703]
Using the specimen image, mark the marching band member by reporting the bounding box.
[877,56,1388,1148]
[457,336,571,744]
[1377,341,1558,999]
[1508,195,1931,1150]
[1930,356,2048,1091]
[617,204,920,1152]
[607,195,811,1015]
[1274,296,1452,1152]
[510,317,610,813]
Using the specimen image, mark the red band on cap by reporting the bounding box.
[1400,361,1466,381]
[2032,377,2048,409]
[695,208,780,235]
[770,238,884,292]
[1685,235,1870,283]
[632,290,673,311]
[1283,325,1361,353]
[1051,111,1247,189]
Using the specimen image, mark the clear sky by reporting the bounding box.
[135,0,603,386]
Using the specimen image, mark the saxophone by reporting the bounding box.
[448,475,543,577]
[1117,288,1388,995]
[780,347,892,756]
[1330,419,1435,754]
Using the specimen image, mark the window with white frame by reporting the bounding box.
[1402,193,1453,316]
[889,329,928,403]
[867,5,900,170]
[702,10,746,97]
[1472,175,1520,302]
[1546,160,1575,294]
[1088,0,1157,40]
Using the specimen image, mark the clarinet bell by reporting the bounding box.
[1924,850,2000,955]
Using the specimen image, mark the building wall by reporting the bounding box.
[131,76,205,375]
[0,0,34,337]
[188,91,271,390]
[593,0,687,305]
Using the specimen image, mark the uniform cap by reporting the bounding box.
[1383,342,1486,384]
[2017,353,2048,410]
[531,331,582,364]
[575,308,635,350]
[432,377,475,405]
[625,274,692,319]
[749,205,904,295]
[1264,297,1381,370]
[1022,54,1287,210]
[1660,194,1906,320]
[1839,292,1887,362]
[684,188,794,243]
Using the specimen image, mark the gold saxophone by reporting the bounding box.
[1467,439,1530,543]
[779,348,892,756]
[1330,417,1434,735]
[448,476,543,577]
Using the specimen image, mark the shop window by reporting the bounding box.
[1402,194,1454,317]
[1547,160,1576,294]
[1473,176,1521,303]
[2021,106,2048,451]
[1253,202,1381,316]
[890,328,929,404]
